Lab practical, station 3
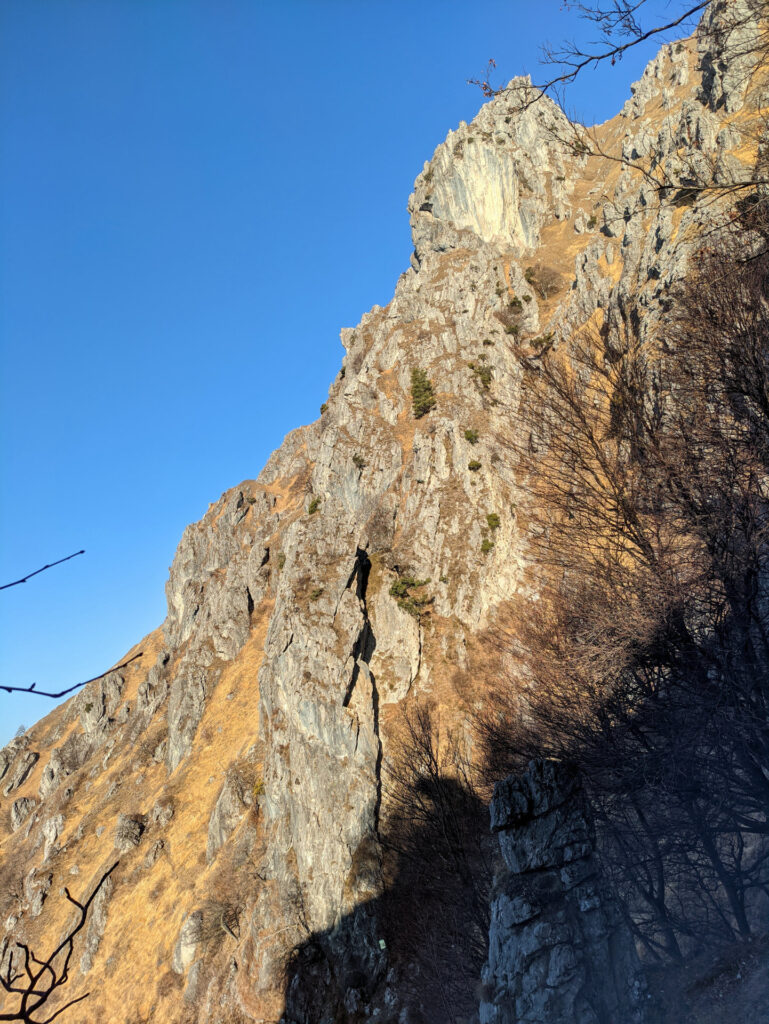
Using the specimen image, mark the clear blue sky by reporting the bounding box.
[0,0,687,744]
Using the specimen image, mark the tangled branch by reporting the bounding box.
[0,862,119,1023]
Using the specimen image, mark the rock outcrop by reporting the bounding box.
[481,760,650,1024]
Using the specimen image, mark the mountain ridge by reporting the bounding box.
[1,5,766,1022]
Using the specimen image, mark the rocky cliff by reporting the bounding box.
[481,761,650,1024]
[1,4,766,1023]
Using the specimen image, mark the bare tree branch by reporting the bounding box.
[0,652,143,699]
[0,862,119,1023]
[538,1,709,92]
[0,553,85,592]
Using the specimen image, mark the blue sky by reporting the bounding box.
[0,0,689,744]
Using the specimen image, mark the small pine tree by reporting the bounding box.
[410,369,436,418]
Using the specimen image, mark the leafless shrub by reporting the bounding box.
[524,263,562,299]
[134,723,167,766]
[195,898,241,952]
[157,970,184,998]
[0,863,26,917]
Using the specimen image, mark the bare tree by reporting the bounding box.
[0,863,119,1023]
[479,204,769,958]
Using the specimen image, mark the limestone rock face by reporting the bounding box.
[41,814,64,862]
[114,813,146,853]
[79,873,114,974]
[206,768,253,863]
[172,910,203,974]
[0,5,764,1022]
[481,761,650,1024]
[3,750,37,796]
[409,79,572,258]
[9,797,35,832]
[697,0,764,112]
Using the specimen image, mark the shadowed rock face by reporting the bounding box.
[0,5,764,1022]
[279,773,490,1024]
[481,761,651,1024]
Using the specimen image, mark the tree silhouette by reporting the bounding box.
[0,863,118,1024]
[479,201,769,958]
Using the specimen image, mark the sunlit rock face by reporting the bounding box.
[409,78,572,258]
[0,4,764,1022]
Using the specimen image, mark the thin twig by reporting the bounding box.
[536,2,708,94]
[0,552,85,592]
[1,652,143,699]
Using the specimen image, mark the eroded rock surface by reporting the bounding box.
[481,760,650,1024]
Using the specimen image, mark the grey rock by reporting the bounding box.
[480,760,650,1024]
[24,869,52,918]
[697,0,762,113]
[166,657,212,772]
[38,749,66,799]
[10,797,36,831]
[0,737,28,784]
[151,801,174,827]
[173,910,204,974]
[184,959,204,1002]
[80,872,114,974]
[3,750,37,796]
[41,814,64,861]
[144,839,165,868]
[79,672,125,735]
[136,655,171,717]
[114,813,146,852]
[206,768,253,863]
[408,78,574,264]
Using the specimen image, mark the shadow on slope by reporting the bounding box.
[280,765,492,1024]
